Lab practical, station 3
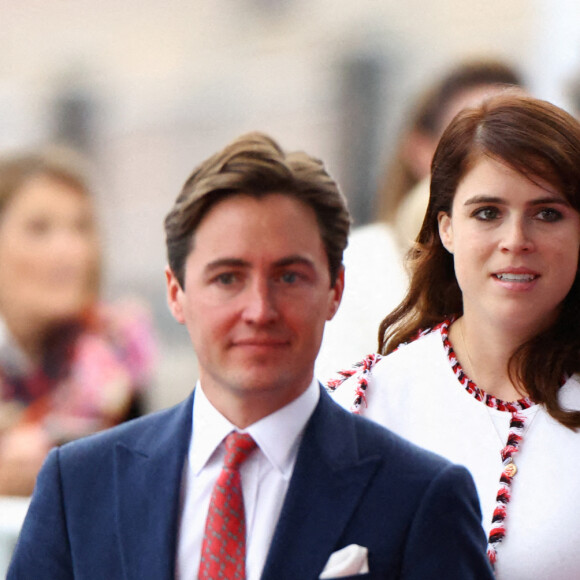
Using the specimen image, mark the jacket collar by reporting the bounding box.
[261,387,382,580]
[113,386,382,580]
[114,391,194,580]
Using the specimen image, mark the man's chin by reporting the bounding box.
[230,367,308,397]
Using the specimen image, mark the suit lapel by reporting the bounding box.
[261,388,382,580]
[114,392,194,580]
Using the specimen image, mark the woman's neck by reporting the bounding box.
[448,315,529,402]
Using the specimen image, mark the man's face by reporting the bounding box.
[166,193,343,423]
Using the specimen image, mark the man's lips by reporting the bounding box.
[232,338,290,348]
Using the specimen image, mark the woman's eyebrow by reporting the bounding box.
[463,195,570,207]
[463,195,504,206]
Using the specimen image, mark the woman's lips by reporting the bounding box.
[493,273,537,282]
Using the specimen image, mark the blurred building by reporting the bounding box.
[1,0,579,409]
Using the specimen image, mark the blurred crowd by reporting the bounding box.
[0,54,574,500]
[0,150,155,496]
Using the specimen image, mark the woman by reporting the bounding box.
[0,150,155,496]
[330,93,580,578]
[315,59,524,382]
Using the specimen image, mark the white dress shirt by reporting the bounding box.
[176,378,320,580]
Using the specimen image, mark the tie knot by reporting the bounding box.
[223,432,257,470]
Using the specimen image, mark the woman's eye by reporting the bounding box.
[74,217,94,235]
[24,218,51,235]
[472,207,499,221]
[536,207,563,222]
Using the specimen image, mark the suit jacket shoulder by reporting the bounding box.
[262,388,493,580]
[8,393,194,580]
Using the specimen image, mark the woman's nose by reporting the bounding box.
[499,218,535,253]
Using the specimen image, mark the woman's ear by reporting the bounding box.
[438,211,454,254]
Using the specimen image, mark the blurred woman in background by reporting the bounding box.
[331,93,580,578]
[0,150,155,496]
[316,58,524,382]
[378,59,524,245]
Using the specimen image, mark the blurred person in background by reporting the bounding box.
[385,59,525,250]
[331,93,580,578]
[315,58,524,382]
[0,150,156,496]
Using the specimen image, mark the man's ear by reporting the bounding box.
[165,266,186,324]
[437,211,454,254]
[326,266,345,321]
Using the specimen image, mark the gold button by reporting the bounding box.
[504,462,517,477]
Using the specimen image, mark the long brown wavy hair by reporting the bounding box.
[378,92,580,429]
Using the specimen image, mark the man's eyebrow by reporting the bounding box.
[204,258,251,273]
[203,255,316,273]
[273,255,316,269]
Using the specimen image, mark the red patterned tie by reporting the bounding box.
[198,432,257,580]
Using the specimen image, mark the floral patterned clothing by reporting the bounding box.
[0,299,156,443]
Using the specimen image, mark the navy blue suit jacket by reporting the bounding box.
[9,387,493,579]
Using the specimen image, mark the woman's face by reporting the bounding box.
[0,175,99,331]
[438,156,580,336]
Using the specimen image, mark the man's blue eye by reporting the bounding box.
[281,272,298,283]
[216,273,236,285]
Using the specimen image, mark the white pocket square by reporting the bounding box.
[319,544,369,578]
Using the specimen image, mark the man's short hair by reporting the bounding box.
[164,132,351,287]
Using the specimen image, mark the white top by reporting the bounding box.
[0,316,32,378]
[0,496,30,580]
[331,328,580,580]
[315,222,407,383]
[176,379,320,580]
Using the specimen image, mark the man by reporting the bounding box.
[9,133,493,579]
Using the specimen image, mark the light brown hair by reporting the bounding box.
[0,148,100,297]
[164,132,351,288]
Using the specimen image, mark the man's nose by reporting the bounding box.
[241,279,279,324]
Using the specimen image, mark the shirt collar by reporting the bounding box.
[190,378,320,479]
